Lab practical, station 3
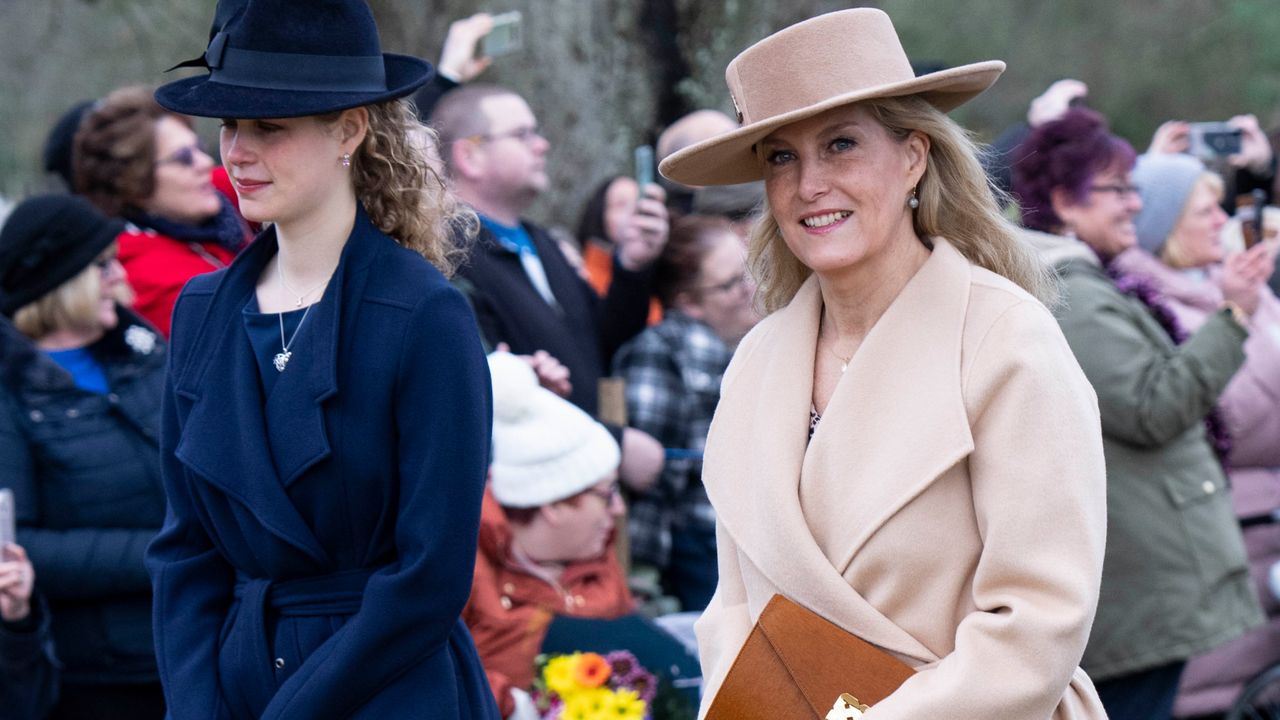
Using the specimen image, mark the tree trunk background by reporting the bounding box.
[3,0,1280,232]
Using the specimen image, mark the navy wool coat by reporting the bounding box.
[145,207,499,720]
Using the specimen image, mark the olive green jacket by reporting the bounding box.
[1054,256,1263,681]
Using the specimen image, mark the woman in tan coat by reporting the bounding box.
[660,9,1109,719]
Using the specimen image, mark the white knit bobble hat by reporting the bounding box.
[487,352,621,508]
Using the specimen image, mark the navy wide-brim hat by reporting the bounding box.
[155,0,434,119]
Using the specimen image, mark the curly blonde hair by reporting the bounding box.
[747,96,1057,314]
[341,99,476,276]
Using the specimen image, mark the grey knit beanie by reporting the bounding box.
[1132,153,1208,255]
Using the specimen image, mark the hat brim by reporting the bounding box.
[1,216,124,317]
[660,60,1005,187]
[154,54,434,119]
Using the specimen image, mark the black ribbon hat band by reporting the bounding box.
[213,48,387,93]
[201,30,387,93]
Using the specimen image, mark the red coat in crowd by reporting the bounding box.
[464,490,633,716]
[117,167,243,337]
[117,227,235,337]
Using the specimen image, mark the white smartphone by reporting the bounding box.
[0,489,15,549]
[481,11,523,58]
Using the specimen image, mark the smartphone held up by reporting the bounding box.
[0,489,15,550]
[1188,121,1243,160]
[481,11,523,58]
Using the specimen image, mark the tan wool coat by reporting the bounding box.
[696,239,1110,719]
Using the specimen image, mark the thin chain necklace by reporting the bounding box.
[826,343,852,373]
[274,303,313,373]
[820,314,854,373]
[276,258,329,308]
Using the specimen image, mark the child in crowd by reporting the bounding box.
[466,352,633,717]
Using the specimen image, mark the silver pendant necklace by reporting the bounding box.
[274,302,313,372]
[271,256,329,372]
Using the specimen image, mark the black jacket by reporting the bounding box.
[0,310,166,685]
[0,595,59,719]
[455,220,651,414]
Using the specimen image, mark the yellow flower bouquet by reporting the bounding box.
[533,650,655,720]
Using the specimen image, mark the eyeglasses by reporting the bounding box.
[92,254,120,277]
[584,483,622,504]
[156,143,206,168]
[470,126,543,145]
[1088,183,1141,198]
[697,271,750,296]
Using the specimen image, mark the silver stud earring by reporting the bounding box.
[340,153,351,168]
[907,188,919,210]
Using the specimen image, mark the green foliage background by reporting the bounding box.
[3,0,1280,230]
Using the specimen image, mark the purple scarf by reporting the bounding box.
[1100,253,1233,464]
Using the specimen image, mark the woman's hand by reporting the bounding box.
[1221,241,1275,317]
[496,343,573,399]
[1227,114,1274,175]
[1148,120,1191,155]
[436,13,495,83]
[0,543,34,623]
[616,184,670,271]
[1026,79,1087,127]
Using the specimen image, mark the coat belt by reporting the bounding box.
[222,567,376,719]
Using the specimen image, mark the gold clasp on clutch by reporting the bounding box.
[826,693,871,719]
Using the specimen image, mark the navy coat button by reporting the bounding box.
[107,393,120,403]
[274,658,286,670]
[66,408,80,418]
[29,410,43,422]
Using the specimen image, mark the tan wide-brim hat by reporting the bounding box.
[660,8,1005,187]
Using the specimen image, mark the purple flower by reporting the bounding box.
[605,650,639,681]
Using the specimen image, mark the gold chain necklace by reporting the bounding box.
[826,343,852,373]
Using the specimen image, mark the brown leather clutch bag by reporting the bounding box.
[705,594,915,719]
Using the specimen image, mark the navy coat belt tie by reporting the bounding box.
[225,568,375,717]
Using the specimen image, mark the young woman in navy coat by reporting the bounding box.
[144,1,499,718]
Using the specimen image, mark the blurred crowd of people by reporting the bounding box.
[0,8,1278,720]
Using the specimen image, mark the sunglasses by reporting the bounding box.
[156,143,206,168]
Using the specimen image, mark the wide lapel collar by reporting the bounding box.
[262,206,380,487]
[173,226,328,565]
[705,240,976,663]
[801,239,974,573]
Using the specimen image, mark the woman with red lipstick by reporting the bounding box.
[143,1,497,719]
[660,9,1109,719]
[74,86,251,337]
[1015,115,1268,720]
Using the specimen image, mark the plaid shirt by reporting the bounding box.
[612,311,732,569]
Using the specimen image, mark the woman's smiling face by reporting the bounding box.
[759,103,927,277]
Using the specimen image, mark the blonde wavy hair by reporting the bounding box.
[14,245,133,340]
[747,95,1058,314]
[337,99,476,276]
